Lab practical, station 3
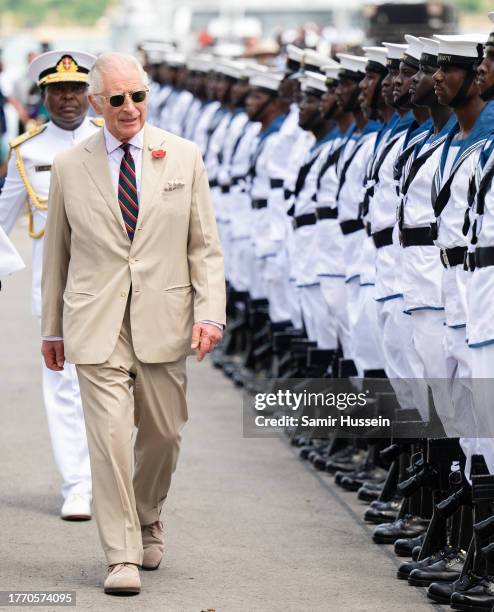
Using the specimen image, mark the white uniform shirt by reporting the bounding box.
[161,90,194,136]
[337,131,378,283]
[0,224,24,278]
[191,101,221,156]
[467,141,494,346]
[0,117,101,316]
[217,111,249,189]
[205,110,232,182]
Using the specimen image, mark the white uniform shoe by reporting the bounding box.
[60,494,92,521]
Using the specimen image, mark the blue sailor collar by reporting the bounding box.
[310,124,342,153]
[413,113,457,161]
[258,113,286,143]
[439,101,494,177]
[389,111,415,140]
[374,113,399,152]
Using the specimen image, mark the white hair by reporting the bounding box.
[88,52,149,95]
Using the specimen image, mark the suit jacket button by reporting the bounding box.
[120,291,126,297]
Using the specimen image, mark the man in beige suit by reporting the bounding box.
[41,52,225,595]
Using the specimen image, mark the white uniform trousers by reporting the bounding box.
[263,252,293,323]
[299,283,337,349]
[376,297,428,415]
[319,277,352,358]
[466,343,494,475]
[350,282,385,377]
[229,237,250,292]
[41,359,92,500]
[288,280,303,330]
[410,309,464,438]
[249,255,267,300]
[443,327,494,479]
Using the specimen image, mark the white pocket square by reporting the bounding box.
[164,180,185,191]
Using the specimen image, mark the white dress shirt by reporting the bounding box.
[104,125,144,197]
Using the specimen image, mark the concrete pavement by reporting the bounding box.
[0,221,446,611]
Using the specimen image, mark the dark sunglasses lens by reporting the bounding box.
[131,90,147,103]
[109,94,125,107]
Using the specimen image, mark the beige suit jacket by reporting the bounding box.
[41,123,226,364]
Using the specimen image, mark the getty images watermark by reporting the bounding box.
[243,378,494,439]
[242,381,397,438]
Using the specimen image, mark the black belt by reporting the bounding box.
[475,247,494,269]
[340,219,364,235]
[439,246,467,269]
[209,179,218,188]
[252,199,268,209]
[400,227,434,248]
[270,178,284,188]
[221,185,230,194]
[372,227,393,249]
[293,213,317,229]
[231,176,244,186]
[315,207,337,220]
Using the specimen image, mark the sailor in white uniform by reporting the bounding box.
[466,17,494,461]
[290,68,342,351]
[333,53,382,376]
[244,68,286,307]
[215,61,251,286]
[398,37,458,436]
[0,51,100,520]
[265,46,313,331]
[0,224,24,280]
[431,34,494,474]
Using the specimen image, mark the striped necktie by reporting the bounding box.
[118,143,139,240]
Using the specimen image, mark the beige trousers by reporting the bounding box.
[76,301,188,565]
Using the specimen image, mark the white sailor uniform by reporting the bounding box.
[0,118,101,500]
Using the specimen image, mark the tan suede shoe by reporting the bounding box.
[104,563,141,595]
[141,521,164,570]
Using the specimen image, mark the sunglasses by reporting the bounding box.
[97,88,149,107]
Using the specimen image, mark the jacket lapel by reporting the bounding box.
[137,123,168,230]
[82,130,127,235]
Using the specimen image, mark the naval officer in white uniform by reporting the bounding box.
[0,50,102,520]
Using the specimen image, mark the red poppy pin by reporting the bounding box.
[152,149,166,159]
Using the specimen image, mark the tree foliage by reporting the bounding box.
[0,0,113,26]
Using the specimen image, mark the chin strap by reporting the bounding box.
[324,102,338,120]
[369,74,385,120]
[480,83,494,102]
[343,86,360,113]
[413,85,436,107]
[250,96,275,122]
[449,69,476,108]
[304,109,324,130]
[449,46,484,108]
[395,91,412,109]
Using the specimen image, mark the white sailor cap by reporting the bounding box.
[216,59,247,80]
[383,42,407,69]
[194,55,215,74]
[140,41,174,62]
[363,47,389,73]
[487,12,494,47]
[29,50,96,87]
[403,35,423,67]
[302,49,334,75]
[434,34,486,67]
[418,37,440,67]
[285,44,304,74]
[322,64,341,84]
[249,68,284,94]
[164,52,186,68]
[301,71,328,96]
[336,54,367,80]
